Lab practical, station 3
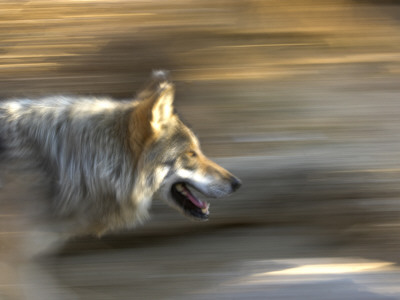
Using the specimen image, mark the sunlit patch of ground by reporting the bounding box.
[188,257,400,300]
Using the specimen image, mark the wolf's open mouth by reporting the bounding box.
[171,182,209,220]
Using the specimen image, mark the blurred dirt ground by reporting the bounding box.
[2,1,400,299]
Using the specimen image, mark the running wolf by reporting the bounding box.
[0,71,240,299]
[0,71,241,236]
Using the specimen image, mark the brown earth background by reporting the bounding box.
[2,1,400,299]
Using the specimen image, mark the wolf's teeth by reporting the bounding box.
[176,184,184,192]
[202,204,210,214]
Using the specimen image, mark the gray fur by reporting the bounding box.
[0,97,145,234]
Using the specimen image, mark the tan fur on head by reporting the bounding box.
[128,75,176,158]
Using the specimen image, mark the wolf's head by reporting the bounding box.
[130,71,241,221]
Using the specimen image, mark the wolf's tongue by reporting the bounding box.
[183,185,207,209]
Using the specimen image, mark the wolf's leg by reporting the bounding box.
[0,164,77,300]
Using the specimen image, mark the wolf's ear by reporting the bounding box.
[135,71,175,134]
[149,82,175,132]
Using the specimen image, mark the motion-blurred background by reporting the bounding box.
[2,1,400,299]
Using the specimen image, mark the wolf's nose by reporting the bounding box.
[230,176,241,192]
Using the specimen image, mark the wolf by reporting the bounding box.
[0,71,240,299]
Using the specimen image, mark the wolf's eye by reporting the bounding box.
[187,150,197,157]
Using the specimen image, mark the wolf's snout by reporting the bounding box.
[230,176,241,192]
